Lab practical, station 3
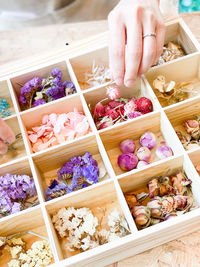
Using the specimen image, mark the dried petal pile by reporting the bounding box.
[125,170,198,229]
[0,174,37,217]
[28,109,91,152]
[117,132,173,172]
[156,41,186,65]
[92,85,153,130]
[153,75,195,106]
[176,115,200,150]
[0,236,53,267]
[45,152,100,200]
[86,61,111,87]
[19,68,76,110]
[52,207,130,252]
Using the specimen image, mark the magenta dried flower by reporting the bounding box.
[156,145,173,159]
[140,131,157,149]
[106,85,120,100]
[136,147,151,162]
[120,139,136,153]
[118,153,138,171]
[137,160,149,169]
[128,111,142,119]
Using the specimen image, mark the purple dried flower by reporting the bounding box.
[51,68,62,78]
[156,145,173,159]
[120,139,136,153]
[118,153,138,171]
[33,99,46,107]
[137,160,149,169]
[11,202,21,214]
[49,179,58,189]
[136,147,151,162]
[46,182,68,201]
[57,161,74,180]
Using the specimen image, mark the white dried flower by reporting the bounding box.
[86,61,111,87]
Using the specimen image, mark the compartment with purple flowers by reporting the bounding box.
[0,116,26,165]
[0,158,39,218]
[32,134,110,201]
[99,111,181,176]
[0,207,55,266]
[10,61,76,112]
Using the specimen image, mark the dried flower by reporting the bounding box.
[132,206,151,228]
[118,153,138,171]
[0,173,37,217]
[147,177,172,198]
[171,170,192,195]
[136,147,151,162]
[137,160,150,169]
[124,98,137,115]
[184,120,199,135]
[136,97,153,114]
[86,61,111,87]
[155,145,173,159]
[140,131,157,149]
[106,85,120,100]
[124,192,138,209]
[120,139,136,153]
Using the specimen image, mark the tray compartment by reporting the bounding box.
[145,53,200,108]
[32,134,110,201]
[0,207,54,266]
[118,155,200,230]
[99,111,181,176]
[0,116,26,165]
[188,149,200,176]
[45,180,132,261]
[83,78,160,131]
[165,96,200,151]
[69,46,109,91]
[10,61,75,112]
[20,95,92,154]
[0,80,15,118]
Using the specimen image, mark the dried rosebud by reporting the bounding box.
[173,195,188,210]
[120,139,136,153]
[184,120,199,134]
[118,153,138,171]
[124,98,137,115]
[106,86,120,100]
[161,196,174,214]
[148,177,172,197]
[136,147,151,162]
[140,131,157,149]
[137,160,149,169]
[132,206,151,228]
[147,197,162,218]
[124,192,138,209]
[155,145,173,159]
[171,171,191,195]
[148,178,159,198]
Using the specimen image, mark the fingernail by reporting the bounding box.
[115,78,124,86]
[125,80,135,87]
[6,136,15,144]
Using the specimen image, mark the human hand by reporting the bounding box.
[108,0,165,87]
[0,118,15,154]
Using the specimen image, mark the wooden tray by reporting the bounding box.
[0,17,200,267]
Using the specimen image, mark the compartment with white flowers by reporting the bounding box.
[32,134,110,202]
[165,96,200,151]
[45,180,132,261]
[145,53,200,108]
[69,46,110,91]
[99,111,182,176]
[0,116,26,165]
[0,207,54,266]
[20,95,92,154]
[10,61,77,112]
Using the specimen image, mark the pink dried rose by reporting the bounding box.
[136,147,151,162]
[93,102,105,117]
[139,131,157,149]
[118,153,138,171]
[124,98,137,115]
[184,119,199,134]
[156,145,173,159]
[136,97,153,114]
[120,139,136,153]
[128,111,142,119]
[106,85,120,100]
[137,160,149,169]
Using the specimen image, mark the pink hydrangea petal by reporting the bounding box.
[28,134,38,143]
[42,114,49,124]
[49,113,57,125]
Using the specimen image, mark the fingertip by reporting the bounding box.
[115,77,124,86]
[6,134,16,144]
[125,79,135,87]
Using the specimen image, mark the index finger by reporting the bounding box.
[0,118,15,144]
